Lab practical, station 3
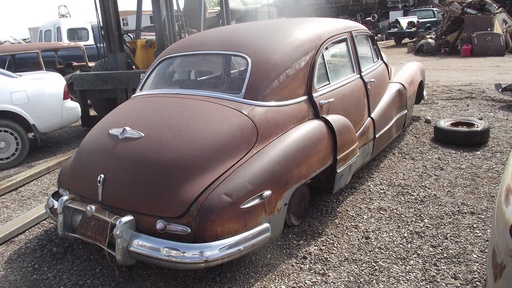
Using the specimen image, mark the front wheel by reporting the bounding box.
[0,120,30,170]
[394,37,403,45]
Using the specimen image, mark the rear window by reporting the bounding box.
[140,53,249,98]
[67,28,90,42]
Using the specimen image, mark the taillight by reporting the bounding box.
[63,84,71,100]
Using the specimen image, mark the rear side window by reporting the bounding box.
[44,29,52,42]
[67,28,89,42]
[315,38,354,89]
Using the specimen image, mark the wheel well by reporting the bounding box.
[415,80,425,104]
[0,111,33,134]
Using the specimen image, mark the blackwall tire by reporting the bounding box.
[285,184,311,227]
[88,59,119,117]
[0,120,30,170]
[394,37,403,45]
[434,117,490,146]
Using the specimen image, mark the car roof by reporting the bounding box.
[156,18,368,101]
[0,42,86,55]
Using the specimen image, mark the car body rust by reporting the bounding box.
[45,17,426,269]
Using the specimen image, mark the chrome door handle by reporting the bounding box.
[319,98,335,106]
[365,79,376,90]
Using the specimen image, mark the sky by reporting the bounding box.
[0,0,154,41]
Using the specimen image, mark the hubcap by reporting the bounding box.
[0,127,21,163]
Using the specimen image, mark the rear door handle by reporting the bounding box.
[365,79,376,90]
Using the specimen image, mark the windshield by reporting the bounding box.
[408,10,435,19]
[140,53,249,98]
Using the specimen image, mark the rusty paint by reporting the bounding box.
[492,245,507,283]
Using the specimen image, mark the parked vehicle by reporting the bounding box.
[31,17,105,63]
[45,18,425,269]
[0,42,92,74]
[0,42,93,100]
[386,8,444,44]
[0,69,81,169]
[487,151,512,287]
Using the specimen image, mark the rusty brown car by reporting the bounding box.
[45,18,425,269]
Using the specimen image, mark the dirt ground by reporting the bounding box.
[1,40,512,287]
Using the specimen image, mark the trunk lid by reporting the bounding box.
[59,94,257,218]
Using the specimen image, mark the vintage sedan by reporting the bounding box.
[0,69,80,169]
[45,18,425,269]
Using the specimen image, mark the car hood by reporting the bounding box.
[59,94,257,218]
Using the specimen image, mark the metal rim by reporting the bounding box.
[446,120,479,129]
[0,127,22,164]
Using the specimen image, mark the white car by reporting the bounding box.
[0,69,80,170]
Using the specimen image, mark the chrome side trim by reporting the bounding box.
[240,190,272,208]
[375,110,407,139]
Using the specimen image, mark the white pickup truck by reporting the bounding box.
[386,8,444,45]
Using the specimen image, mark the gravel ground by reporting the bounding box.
[1,40,512,287]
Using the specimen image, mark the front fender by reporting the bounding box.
[390,61,425,103]
[194,119,335,243]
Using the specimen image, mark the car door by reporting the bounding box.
[354,33,407,156]
[311,35,369,192]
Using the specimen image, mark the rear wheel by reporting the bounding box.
[394,37,403,45]
[0,120,30,170]
[285,184,311,227]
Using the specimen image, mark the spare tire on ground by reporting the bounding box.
[434,117,490,146]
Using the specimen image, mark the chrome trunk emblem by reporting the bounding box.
[109,127,145,139]
[97,174,105,201]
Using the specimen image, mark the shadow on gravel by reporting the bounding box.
[2,126,408,288]
[0,123,88,181]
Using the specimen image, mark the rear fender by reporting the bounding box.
[322,114,360,192]
[195,119,335,242]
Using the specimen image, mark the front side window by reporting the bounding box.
[140,53,249,98]
[315,38,354,89]
[355,34,380,71]
[67,28,89,42]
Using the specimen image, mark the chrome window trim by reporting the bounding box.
[133,90,309,108]
[313,36,357,93]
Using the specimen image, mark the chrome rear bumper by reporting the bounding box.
[45,192,271,269]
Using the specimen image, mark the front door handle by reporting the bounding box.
[319,98,335,106]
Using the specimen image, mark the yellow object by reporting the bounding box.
[127,38,157,70]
